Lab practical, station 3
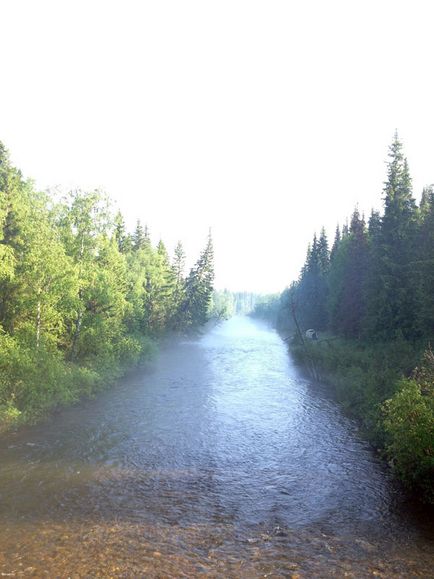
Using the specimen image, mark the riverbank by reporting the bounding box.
[0,334,157,433]
[288,335,434,504]
[0,320,219,433]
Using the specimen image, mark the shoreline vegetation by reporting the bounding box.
[0,140,214,431]
[1,134,432,504]
[251,134,434,503]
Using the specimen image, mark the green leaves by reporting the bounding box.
[274,134,434,501]
[383,358,434,501]
[180,232,215,329]
[0,140,214,428]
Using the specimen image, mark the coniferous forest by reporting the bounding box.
[0,141,214,428]
[253,134,434,502]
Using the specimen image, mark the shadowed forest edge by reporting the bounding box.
[250,134,434,503]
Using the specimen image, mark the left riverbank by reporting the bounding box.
[0,139,215,433]
[0,334,157,432]
[0,319,221,432]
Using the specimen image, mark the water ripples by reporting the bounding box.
[0,316,433,576]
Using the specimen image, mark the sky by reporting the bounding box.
[1,0,433,292]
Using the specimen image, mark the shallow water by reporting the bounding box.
[0,316,433,577]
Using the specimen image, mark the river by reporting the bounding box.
[0,316,433,577]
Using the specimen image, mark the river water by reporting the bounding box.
[0,316,433,577]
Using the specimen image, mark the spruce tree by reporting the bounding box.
[181,232,214,328]
[318,227,330,274]
[171,241,186,329]
[336,208,369,337]
[366,134,418,339]
[113,211,132,253]
[132,220,150,251]
[330,225,341,262]
[416,185,434,336]
[296,232,329,330]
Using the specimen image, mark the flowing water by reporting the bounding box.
[0,317,433,577]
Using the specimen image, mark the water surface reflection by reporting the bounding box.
[0,317,433,576]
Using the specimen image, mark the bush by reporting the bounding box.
[383,350,434,502]
[289,337,434,502]
[0,328,157,429]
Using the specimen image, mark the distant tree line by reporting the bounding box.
[0,141,214,426]
[210,290,277,320]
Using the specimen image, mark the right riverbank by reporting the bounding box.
[250,134,434,506]
[287,335,434,504]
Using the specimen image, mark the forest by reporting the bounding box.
[1,134,433,502]
[253,134,434,502]
[0,141,214,429]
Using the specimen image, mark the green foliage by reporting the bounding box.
[289,337,434,501]
[250,294,280,322]
[210,290,235,320]
[383,348,434,501]
[0,330,97,423]
[292,338,417,410]
[295,232,329,330]
[275,134,434,501]
[0,140,214,429]
[210,290,274,320]
[179,232,215,329]
[282,134,429,343]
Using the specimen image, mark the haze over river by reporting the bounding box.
[0,317,433,577]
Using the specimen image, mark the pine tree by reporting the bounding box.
[132,220,150,251]
[416,185,434,336]
[330,208,369,337]
[330,225,341,262]
[296,232,329,330]
[171,241,186,329]
[143,240,177,334]
[172,241,186,286]
[113,211,132,253]
[368,209,381,242]
[181,232,215,328]
[318,227,330,274]
[365,134,418,339]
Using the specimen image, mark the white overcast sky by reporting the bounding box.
[1,0,433,292]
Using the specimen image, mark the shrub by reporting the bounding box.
[383,350,434,502]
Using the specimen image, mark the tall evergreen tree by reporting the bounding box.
[416,185,434,336]
[329,208,369,337]
[181,232,215,328]
[170,241,186,329]
[330,225,341,262]
[317,227,330,274]
[296,232,329,330]
[132,220,150,251]
[143,240,177,334]
[365,133,418,339]
[113,211,132,253]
